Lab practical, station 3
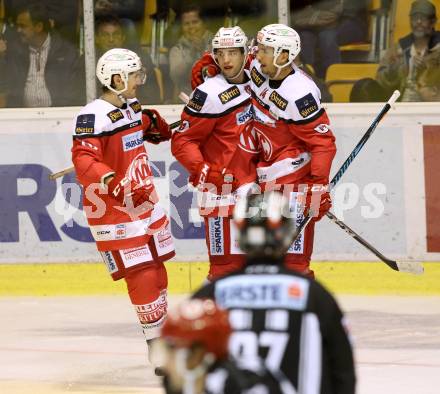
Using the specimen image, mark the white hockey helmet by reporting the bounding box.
[257,23,301,68]
[211,26,248,80]
[96,48,145,94]
[212,26,248,51]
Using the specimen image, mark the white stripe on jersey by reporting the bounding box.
[298,313,322,394]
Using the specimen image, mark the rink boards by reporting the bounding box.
[0,103,439,264]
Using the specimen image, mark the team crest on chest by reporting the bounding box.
[269,91,288,111]
[218,85,241,104]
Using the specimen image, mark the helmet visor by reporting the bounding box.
[130,67,147,84]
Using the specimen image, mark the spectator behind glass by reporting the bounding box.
[291,0,343,78]
[94,0,145,49]
[376,0,440,102]
[0,2,84,107]
[417,64,440,101]
[337,0,369,46]
[169,4,213,101]
[95,14,161,104]
[0,16,20,107]
[349,78,388,102]
[293,54,333,102]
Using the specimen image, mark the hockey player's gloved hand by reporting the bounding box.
[108,176,155,210]
[191,52,220,90]
[190,162,237,192]
[302,184,331,222]
[142,109,172,144]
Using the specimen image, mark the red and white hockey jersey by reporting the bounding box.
[72,98,169,251]
[171,73,254,216]
[234,59,337,189]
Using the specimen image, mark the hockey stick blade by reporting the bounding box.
[326,211,424,275]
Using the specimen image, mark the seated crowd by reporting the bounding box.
[0,0,438,107]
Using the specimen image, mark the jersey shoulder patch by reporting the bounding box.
[187,88,208,112]
[75,114,95,134]
[295,93,319,118]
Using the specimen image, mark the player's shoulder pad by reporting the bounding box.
[280,67,323,122]
[73,99,116,137]
[185,74,250,117]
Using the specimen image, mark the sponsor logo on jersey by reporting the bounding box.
[156,228,173,249]
[129,101,142,113]
[236,104,253,125]
[187,88,207,112]
[251,66,265,87]
[218,85,241,104]
[122,131,143,152]
[215,275,309,310]
[253,106,275,126]
[209,217,224,255]
[295,93,318,118]
[115,224,126,239]
[100,251,118,274]
[75,114,95,134]
[176,120,190,133]
[121,245,152,268]
[314,124,330,134]
[287,192,305,254]
[107,109,124,123]
[269,91,288,111]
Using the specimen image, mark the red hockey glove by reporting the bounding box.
[190,162,237,192]
[107,176,155,211]
[298,183,331,222]
[142,109,172,144]
[191,52,220,90]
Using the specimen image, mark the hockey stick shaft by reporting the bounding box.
[329,90,400,188]
[326,211,423,274]
[293,90,400,236]
[49,118,182,180]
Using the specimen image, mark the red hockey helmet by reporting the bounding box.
[161,299,231,359]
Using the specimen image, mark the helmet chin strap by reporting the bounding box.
[272,50,293,79]
[176,349,215,394]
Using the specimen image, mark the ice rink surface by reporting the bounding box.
[1,295,439,394]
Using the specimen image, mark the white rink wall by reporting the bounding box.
[0,103,439,263]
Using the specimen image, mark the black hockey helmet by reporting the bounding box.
[233,191,296,259]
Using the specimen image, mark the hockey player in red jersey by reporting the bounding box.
[71,48,175,374]
[171,27,255,281]
[191,24,337,277]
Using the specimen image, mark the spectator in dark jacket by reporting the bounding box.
[377,0,440,101]
[0,2,84,107]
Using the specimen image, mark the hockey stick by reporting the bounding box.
[326,211,424,274]
[290,90,424,274]
[292,90,401,237]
